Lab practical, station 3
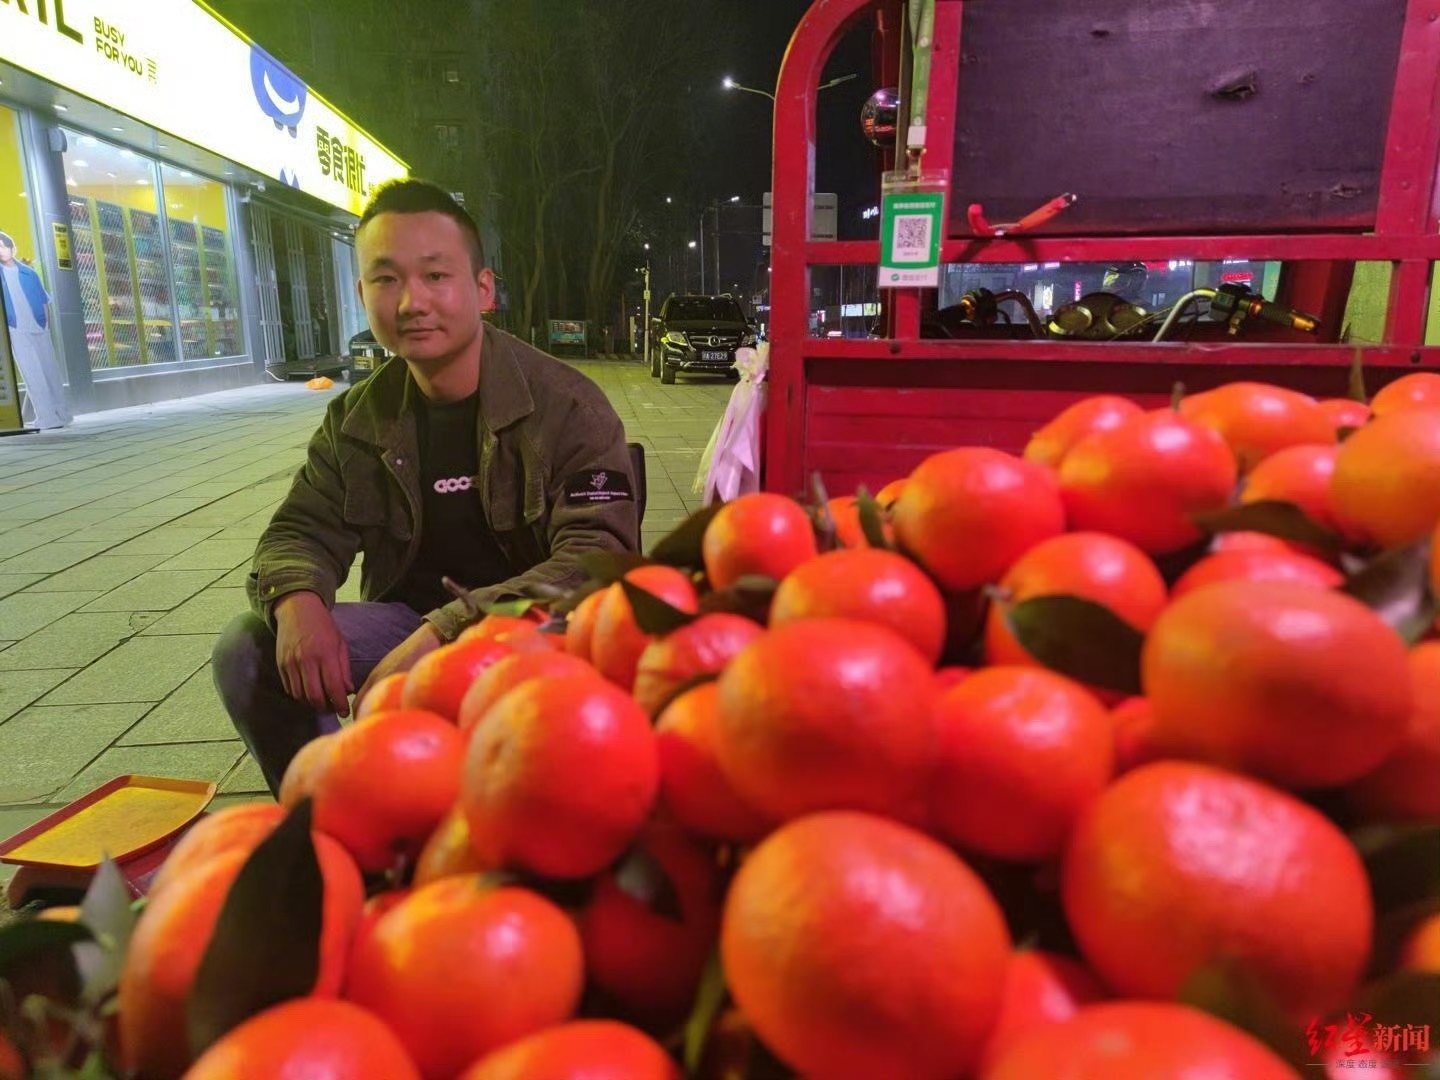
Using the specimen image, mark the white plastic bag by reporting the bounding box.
[695,343,769,505]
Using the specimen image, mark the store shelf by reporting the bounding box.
[67,199,108,370]
[93,199,143,368]
[169,217,206,359]
[128,208,176,364]
[200,225,240,356]
[66,198,241,366]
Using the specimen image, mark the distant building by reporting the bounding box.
[0,0,407,412]
[211,0,500,267]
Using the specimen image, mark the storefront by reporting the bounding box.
[0,0,407,424]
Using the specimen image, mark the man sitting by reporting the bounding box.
[213,180,638,794]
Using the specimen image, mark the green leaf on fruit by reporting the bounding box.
[1149,538,1213,588]
[810,515,839,553]
[75,856,137,1006]
[1178,959,1310,1070]
[1341,538,1436,644]
[649,501,726,570]
[1191,500,1344,555]
[697,576,776,623]
[1348,347,1369,404]
[0,917,89,1012]
[856,487,892,550]
[483,598,537,619]
[186,799,324,1059]
[578,550,653,585]
[809,471,832,508]
[809,473,839,554]
[620,580,697,636]
[69,1050,117,1080]
[683,948,730,1075]
[0,918,92,974]
[550,578,604,617]
[1003,595,1144,695]
[613,844,684,923]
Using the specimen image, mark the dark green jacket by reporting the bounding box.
[247,324,638,640]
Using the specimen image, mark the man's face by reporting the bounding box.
[356,211,494,367]
[0,240,14,265]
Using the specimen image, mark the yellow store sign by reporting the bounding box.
[0,0,407,215]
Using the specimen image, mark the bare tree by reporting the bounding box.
[474,0,700,347]
[473,1,597,337]
[570,6,693,348]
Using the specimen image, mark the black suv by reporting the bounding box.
[650,294,755,384]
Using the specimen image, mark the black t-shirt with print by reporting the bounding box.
[387,392,511,614]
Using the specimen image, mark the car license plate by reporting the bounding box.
[702,350,728,362]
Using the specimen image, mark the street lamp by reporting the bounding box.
[722,71,859,102]
[722,75,774,102]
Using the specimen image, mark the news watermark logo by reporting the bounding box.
[1305,1011,1431,1070]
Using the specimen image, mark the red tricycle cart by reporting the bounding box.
[766,0,1440,496]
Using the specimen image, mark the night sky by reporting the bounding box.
[211,0,886,302]
[686,1,885,235]
[667,1,886,296]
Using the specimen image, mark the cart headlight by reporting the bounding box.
[663,331,688,347]
[741,332,757,346]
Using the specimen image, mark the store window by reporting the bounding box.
[434,123,462,154]
[63,132,173,368]
[62,130,243,369]
[160,165,241,359]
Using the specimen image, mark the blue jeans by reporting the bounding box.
[212,602,425,796]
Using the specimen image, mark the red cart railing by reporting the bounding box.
[766,0,1440,498]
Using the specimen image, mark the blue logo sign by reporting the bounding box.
[249,45,307,136]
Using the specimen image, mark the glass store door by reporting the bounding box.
[268,212,337,363]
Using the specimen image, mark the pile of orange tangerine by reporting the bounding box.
[39,375,1440,1079]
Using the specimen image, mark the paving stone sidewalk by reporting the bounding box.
[0,357,730,882]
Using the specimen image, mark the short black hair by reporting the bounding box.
[357,179,485,271]
[0,232,13,250]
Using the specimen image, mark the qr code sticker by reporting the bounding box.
[892,214,931,260]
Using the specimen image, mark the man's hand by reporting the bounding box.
[274,591,353,717]
[353,622,444,711]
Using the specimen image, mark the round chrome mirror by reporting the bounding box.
[861,88,901,148]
